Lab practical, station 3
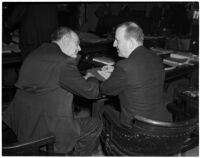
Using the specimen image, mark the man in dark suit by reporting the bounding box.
[98,22,171,127]
[3,27,102,155]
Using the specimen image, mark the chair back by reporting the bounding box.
[101,113,198,156]
[3,133,56,156]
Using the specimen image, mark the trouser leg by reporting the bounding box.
[92,99,120,124]
[72,117,103,156]
[92,99,106,120]
[103,106,121,125]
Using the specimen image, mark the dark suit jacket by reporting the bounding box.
[101,46,171,126]
[3,43,99,153]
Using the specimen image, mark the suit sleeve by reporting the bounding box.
[59,62,99,99]
[100,63,127,96]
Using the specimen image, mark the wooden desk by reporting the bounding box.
[2,53,22,103]
[177,88,198,115]
[144,36,166,48]
[165,64,198,82]
[80,54,198,84]
[3,53,22,65]
[2,53,22,84]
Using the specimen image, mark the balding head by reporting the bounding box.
[117,21,144,44]
[51,27,73,41]
[113,21,144,58]
[51,27,81,58]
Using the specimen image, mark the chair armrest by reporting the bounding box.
[3,133,56,155]
[134,115,198,128]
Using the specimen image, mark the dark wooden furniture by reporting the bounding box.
[165,64,198,83]
[2,122,62,156]
[2,53,22,104]
[167,86,198,121]
[2,133,58,156]
[2,52,22,65]
[100,112,198,156]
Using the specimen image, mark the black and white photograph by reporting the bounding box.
[2,1,199,156]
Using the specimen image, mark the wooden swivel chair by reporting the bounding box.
[2,132,57,156]
[100,113,198,156]
[2,122,66,156]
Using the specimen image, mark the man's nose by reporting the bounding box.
[113,41,116,47]
[78,46,81,51]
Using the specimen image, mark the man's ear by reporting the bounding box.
[128,38,135,49]
[62,35,70,44]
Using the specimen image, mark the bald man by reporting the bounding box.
[3,27,102,155]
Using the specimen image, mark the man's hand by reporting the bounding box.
[97,70,112,80]
[85,66,114,81]
[101,65,114,73]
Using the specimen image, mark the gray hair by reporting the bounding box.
[51,27,74,41]
[118,21,144,43]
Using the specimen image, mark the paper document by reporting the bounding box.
[93,57,115,65]
[163,58,187,66]
[97,70,111,79]
[170,53,190,60]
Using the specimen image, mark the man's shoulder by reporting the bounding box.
[135,46,162,62]
[115,58,134,73]
[28,43,55,56]
[33,43,68,61]
[116,58,129,68]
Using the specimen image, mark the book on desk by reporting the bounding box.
[163,52,198,67]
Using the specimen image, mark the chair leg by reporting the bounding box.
[47,144,54,154]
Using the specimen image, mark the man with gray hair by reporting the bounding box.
[98,21,171,127]
[3,27,102,155]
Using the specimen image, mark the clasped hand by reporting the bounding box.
[101,65,114,73]
[84,65,114,81]
[97,65,114,81]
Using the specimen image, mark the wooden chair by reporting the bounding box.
[100,113,198,156]
[2,132,58,156]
